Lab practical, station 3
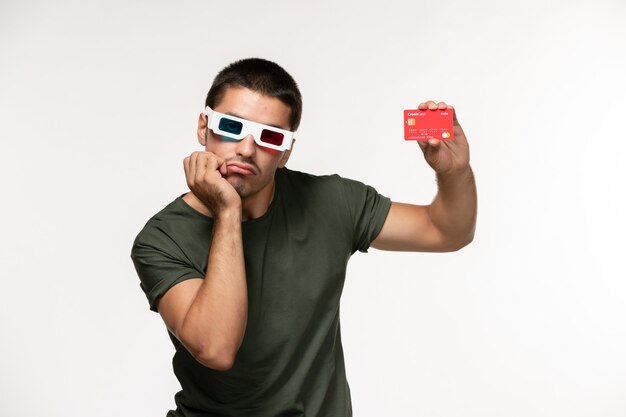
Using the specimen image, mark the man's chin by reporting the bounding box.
[227,177,251,199]
[234,187,251,199]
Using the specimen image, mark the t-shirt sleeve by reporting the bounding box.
[131,224,204,312]
[338,176,392,253]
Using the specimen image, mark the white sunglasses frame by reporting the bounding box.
[204,106,294,151]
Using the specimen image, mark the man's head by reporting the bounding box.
[196,58,301,203]
[205,58,302,131]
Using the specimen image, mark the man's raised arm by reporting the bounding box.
[371,100,477,252]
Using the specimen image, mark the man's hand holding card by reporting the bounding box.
[405,100,470,177]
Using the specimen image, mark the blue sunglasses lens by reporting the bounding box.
[218,117,243,135]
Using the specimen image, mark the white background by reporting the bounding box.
[1,0,625,416]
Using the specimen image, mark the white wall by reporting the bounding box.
[1,0,625,416]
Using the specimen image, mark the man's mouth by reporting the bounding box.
[226,162,257,176]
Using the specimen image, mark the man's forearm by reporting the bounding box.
[429,166,477,248]
[179,210,248,370]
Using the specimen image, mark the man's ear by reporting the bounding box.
[278,139,295,168]
[197,113,208,146]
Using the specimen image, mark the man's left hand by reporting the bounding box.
[416,100,470,176]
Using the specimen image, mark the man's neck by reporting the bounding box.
[240,180,275,221]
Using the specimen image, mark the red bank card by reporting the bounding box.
[404,108,454,141]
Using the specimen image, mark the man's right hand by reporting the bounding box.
[183,151,242,217]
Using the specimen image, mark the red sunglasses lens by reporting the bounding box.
[260,129,284,146]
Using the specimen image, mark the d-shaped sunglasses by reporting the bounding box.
[204,107,294,152]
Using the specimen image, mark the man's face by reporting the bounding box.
[197,87,293,200]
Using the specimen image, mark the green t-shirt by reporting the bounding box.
[131,167,392,417]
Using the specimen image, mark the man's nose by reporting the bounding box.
[235,134,256,158]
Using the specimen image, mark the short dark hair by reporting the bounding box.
[205,58,303,131]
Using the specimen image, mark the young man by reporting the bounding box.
[131,58,476,417]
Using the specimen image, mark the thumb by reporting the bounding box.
[420,139,440,156]
[422,139,442,165]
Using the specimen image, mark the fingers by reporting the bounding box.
[184,154,195,189]
[183,156,191,181]
[451,106,460,126]
[416,101,447,152]
[199,152,226,184]
[417,138,441,153]
[183,151,226,188]
[418,100,449,110]
[194,152,207,183]
[418,138,441,148]
[417,100,461,129]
